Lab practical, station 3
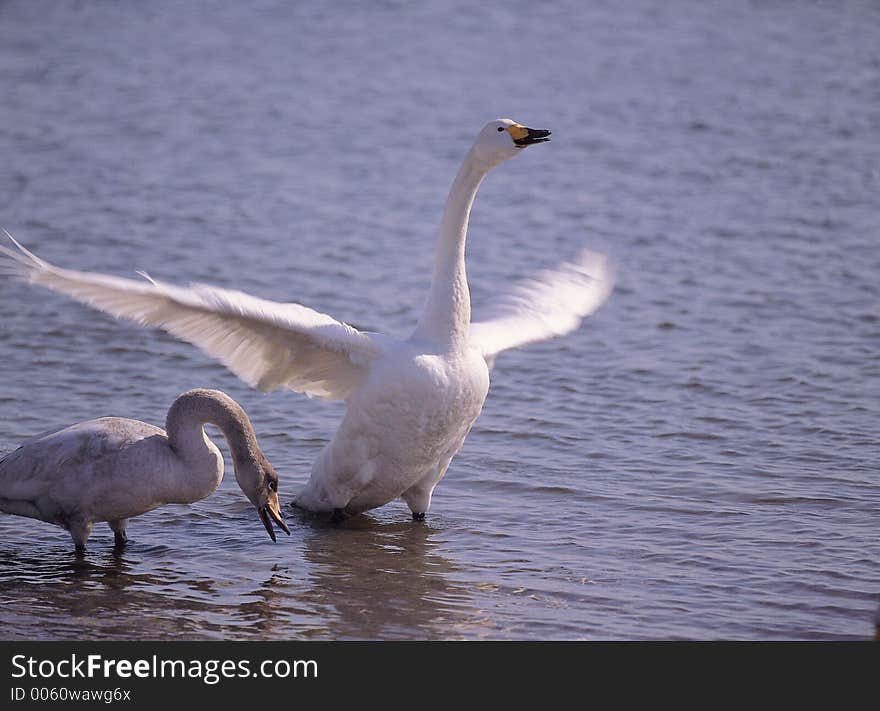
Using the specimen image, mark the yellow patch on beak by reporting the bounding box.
[505,124,529,141]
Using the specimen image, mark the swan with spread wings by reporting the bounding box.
[0,119,613,520]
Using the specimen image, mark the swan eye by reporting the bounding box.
[497,127,505,132]
[268,480,277,492]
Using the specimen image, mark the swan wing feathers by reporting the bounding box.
[469,249,614,366]
[0,419,160,500]
[0,233,381,400]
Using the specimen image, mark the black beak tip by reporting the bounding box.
[259,506,278,542]
[514,127,552,146]
[270,506,291,535]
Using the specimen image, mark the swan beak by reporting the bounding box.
[506,124,551,147]
[258,500,290,542]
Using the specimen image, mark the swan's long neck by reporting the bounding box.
[414,147,489,350]
[164,389,260,502]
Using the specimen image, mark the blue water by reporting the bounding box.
[0,0,877,640]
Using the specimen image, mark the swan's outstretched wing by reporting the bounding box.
[469,249,614,368]
[0,233,381,400]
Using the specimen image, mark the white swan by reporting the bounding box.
[0,389,290,551]
[0,118,614,520]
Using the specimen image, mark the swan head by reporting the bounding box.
[234,451,290,542]
[471,118,551,167]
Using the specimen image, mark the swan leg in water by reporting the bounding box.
[0,119,614,522]
[68,518,93,556]
[108,518,129,547]
[0,389,289,552]
[401,459,451,521]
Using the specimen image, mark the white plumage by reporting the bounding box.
[0,118,614,520]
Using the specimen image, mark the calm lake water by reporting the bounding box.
[0,0,877,640]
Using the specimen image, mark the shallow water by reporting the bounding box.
[0,0,878,640]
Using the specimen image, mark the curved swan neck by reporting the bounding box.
[165,389,260,492]
[414,146,490,349]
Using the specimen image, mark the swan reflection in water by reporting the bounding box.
[0,544,223,640]
[279,507,490,639]
[0,508,490,640]
[0,513,252,640]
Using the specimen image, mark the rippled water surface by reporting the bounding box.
[0,0,878,640]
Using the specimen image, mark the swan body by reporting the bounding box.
[299,341,490,514]
[0,389,289,551]
[0,118,614,520]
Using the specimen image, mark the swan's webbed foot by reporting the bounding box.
[74,543,86,557]
[412,512,426,522]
